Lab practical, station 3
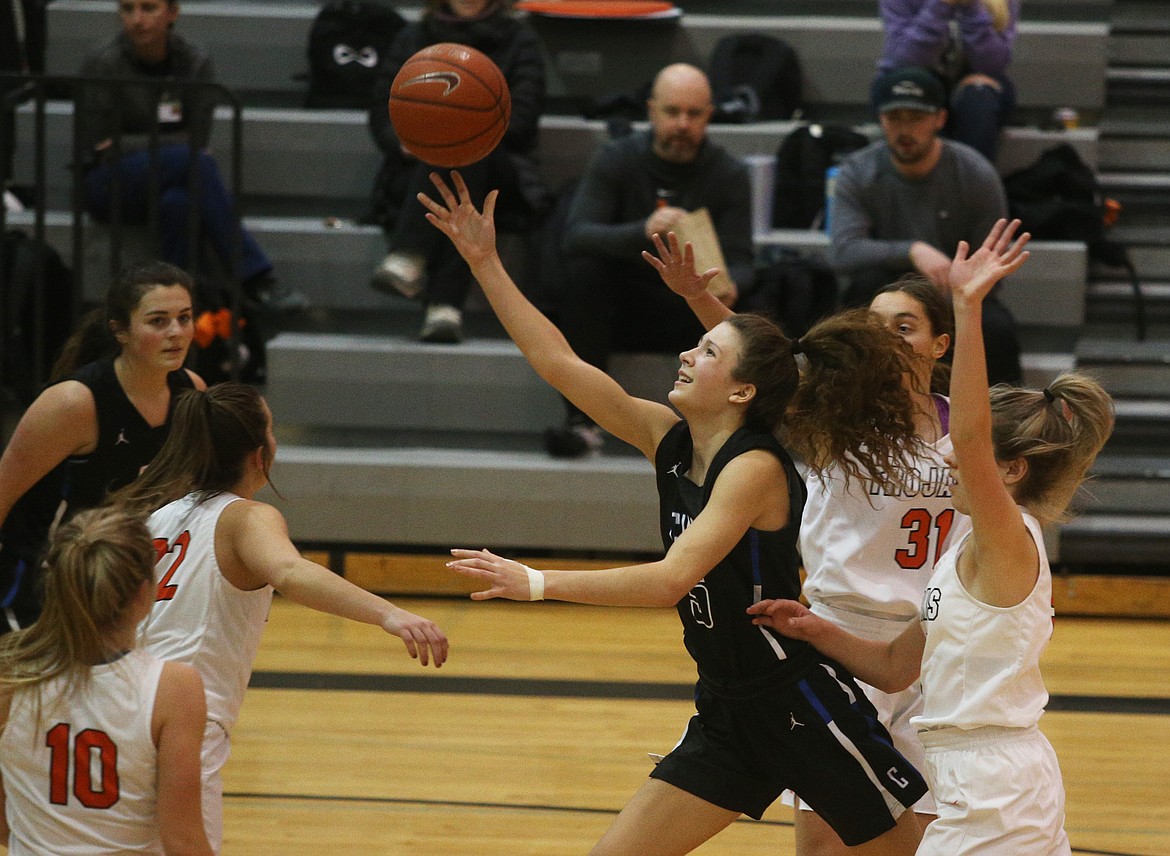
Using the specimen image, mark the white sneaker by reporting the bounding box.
[370,252,425,299]
[419,304,463,343]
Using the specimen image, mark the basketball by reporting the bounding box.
[388,43,511,168]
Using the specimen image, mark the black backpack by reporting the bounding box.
[0,229,74,402]
[305,0,406,109]
[1003,144,1108,244]
[708,33,801,123]
[772,123,869,229]
[1003,144,1145,339]
[741,250,839,340]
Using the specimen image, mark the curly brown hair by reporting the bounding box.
[783,309,921,488]
[724,310,920,490]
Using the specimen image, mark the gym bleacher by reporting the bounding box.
[8,0,1170,613]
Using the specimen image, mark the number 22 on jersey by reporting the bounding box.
[152,530,191,602]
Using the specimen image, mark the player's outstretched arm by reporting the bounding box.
[747,599,925,693]
[220,501,449,667]
[948,218,1041,607]
[449,451,789,609]
[420,170,678,461]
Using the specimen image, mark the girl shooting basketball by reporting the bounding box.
[653,235,956,855]
[425,171,931,856]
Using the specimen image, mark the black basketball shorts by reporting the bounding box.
[650,660,927,846]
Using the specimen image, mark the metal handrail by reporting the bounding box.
[1,72,247,389]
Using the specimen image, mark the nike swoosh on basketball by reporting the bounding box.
[401,71,461,96]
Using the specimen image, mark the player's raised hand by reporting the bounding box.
[949,218,1031,305]
[418,170,498,267]
[643,231,721,300]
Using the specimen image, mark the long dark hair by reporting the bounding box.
[111,383,272,516]
[50,261,194,381]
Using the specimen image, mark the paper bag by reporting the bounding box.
[670,207,735,302]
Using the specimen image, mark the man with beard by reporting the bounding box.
[829,66,1021,385]
[547,63,753,457]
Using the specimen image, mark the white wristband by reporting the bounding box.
[523,565,545,601]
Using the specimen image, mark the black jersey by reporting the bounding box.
[0,357,194,584]
[655,421,816,692]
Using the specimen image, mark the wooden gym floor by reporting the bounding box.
[222,593,1170,855]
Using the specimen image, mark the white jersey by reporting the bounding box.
[1,649,165,855]
[800,396,954,621]
[142,492,272,732]
[913,511,1055,731]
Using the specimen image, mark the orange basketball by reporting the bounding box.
[388,43,511,168]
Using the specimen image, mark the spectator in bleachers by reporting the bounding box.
[367,0,548,344]
[877,0,1018,162]
[829,66,1022,386]
[76,0,305,314]
[547,62,753,458]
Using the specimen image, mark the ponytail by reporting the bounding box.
[990,372,1115,523]
[111,382,271,517]
[0,507,154,717]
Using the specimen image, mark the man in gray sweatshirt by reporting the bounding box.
[829,66,1021,385]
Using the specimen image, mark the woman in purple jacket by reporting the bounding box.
[876,0,1018,161]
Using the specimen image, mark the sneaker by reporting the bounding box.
[543,416,604,458]
[370,252,426,299]
[419,304,463,344]
[246,274,309,314]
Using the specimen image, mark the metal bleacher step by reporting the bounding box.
[45,2,1109,115]
[1078,454,1170,514]
[728,0,1112,17]
[754,230,1089,332]
[12,103,1100,217]
[12,204,1094,337]
[1076,337,1170,396]
[1105,399,1170,453]
[1098,123,1170,173]
[267,333,563,435]
[1087,279,1170,325]
[7,210,390,309]
[1058,511,1170,568]
[258,441,662,555]
[1093,224,1170,282]
[261,328,677,554]
[1107,66,1170,107]
[265,331,680,434]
